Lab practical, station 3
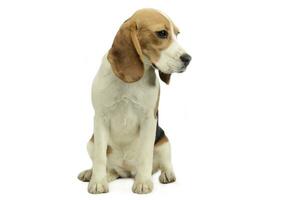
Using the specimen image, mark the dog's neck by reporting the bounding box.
[142,57,158,86]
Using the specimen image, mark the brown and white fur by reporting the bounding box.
[78,8,191,194]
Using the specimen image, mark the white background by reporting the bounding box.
[0,0,299,199]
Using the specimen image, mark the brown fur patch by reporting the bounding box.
[133,9,175,84]
[108,20,144,83]
[108,9,177,83]
[135,9,173,63]
[106,146,112,155]
[155,134,169,146]
[90,134,94,143]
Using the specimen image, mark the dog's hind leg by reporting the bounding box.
[78,169,92,182]
[78,135,94,182]
[153,127,176,184]
[78,168,119,182]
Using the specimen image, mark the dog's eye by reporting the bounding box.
[156,30,168,39]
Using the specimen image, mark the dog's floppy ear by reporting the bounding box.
[108,20,144,83]
[159,71,171,84]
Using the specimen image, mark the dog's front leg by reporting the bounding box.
[88,115,109,194]
[132,116,157,194]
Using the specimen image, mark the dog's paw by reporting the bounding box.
[132,179,153,194]
[78,169,92,182]
[88,178,108,194]
[159,170,176,184]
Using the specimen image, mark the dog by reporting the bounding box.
[78,8,191,194]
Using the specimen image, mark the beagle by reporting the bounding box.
[78,8,191,194]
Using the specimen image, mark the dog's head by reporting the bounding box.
[108,8,191,84]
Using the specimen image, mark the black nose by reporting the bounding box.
[180,53,192,67]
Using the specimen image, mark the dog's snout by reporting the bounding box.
[180,53,192,67]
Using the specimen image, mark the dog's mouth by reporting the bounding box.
[152,63,186,74]
[177,66,187,73]
[151,63,171,74]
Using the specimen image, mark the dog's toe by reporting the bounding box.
[159,171,176,184]
[132,179,153,194]
[88,178,108,194]
[78,169,92,182]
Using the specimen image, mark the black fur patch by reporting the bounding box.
[155,124,165,144]
[154,112,166,144]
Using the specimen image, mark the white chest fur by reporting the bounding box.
[91,54,159,145]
